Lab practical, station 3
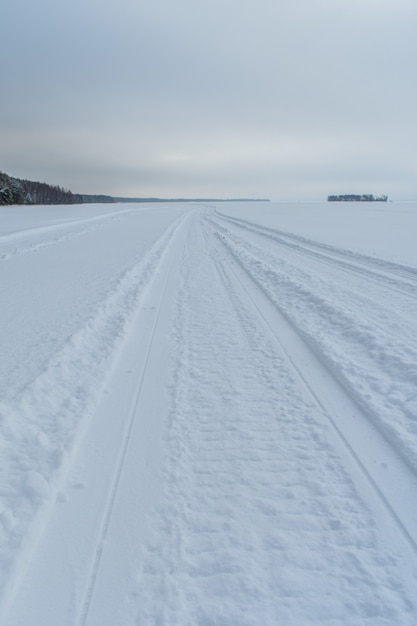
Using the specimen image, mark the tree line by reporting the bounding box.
[0,171,114,206]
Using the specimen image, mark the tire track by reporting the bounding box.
[77,211,191,626]
[1,210,193,626]
[206,211,417,474]
[203,217,417,556]
[213,210,417,300]
[0,208,136,260]
[210,210,417,350]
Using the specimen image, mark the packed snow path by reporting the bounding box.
[1,202,417,624]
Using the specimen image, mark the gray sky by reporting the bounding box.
[2,0,417,200]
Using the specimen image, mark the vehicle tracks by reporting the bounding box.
[0,208,137,260]
[213,210,417,301]
[77,211,192,626]
[206,211,417,472]
[3,210,193,626]
[4,206,417,624]
[204,217,417,556]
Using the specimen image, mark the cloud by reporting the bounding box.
[1,0,417,199]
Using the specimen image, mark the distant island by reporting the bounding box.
[0,170,269,206]
[328,194,388,202]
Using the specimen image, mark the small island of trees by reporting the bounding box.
[328,194,388,202]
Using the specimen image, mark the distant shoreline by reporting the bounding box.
[113,197,270,203]
[1,170,270,206]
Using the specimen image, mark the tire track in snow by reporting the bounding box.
[135,212,416,624]
[0,210,192,625]
[77,211,192,626]
[214,210,417,300]
[208,211,417,475]
[208,219,417,557]
[0,208,136,260]
[208,211,417,360]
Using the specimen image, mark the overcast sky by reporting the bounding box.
[2,0,417,200]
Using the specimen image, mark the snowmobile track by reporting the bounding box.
[78,213,190,625]
[213,210,417,301]
[206,218,417,556]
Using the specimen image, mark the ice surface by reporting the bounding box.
[1,201,417,625]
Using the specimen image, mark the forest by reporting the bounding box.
[0,171,114,205]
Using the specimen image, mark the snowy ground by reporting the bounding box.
[1,201,417,625]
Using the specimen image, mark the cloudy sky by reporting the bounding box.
[2,0,417,200]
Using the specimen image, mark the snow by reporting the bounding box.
[0,201,417,624]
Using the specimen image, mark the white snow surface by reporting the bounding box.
[0,201,417,625]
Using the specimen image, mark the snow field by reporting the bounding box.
[1,201,417,624]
